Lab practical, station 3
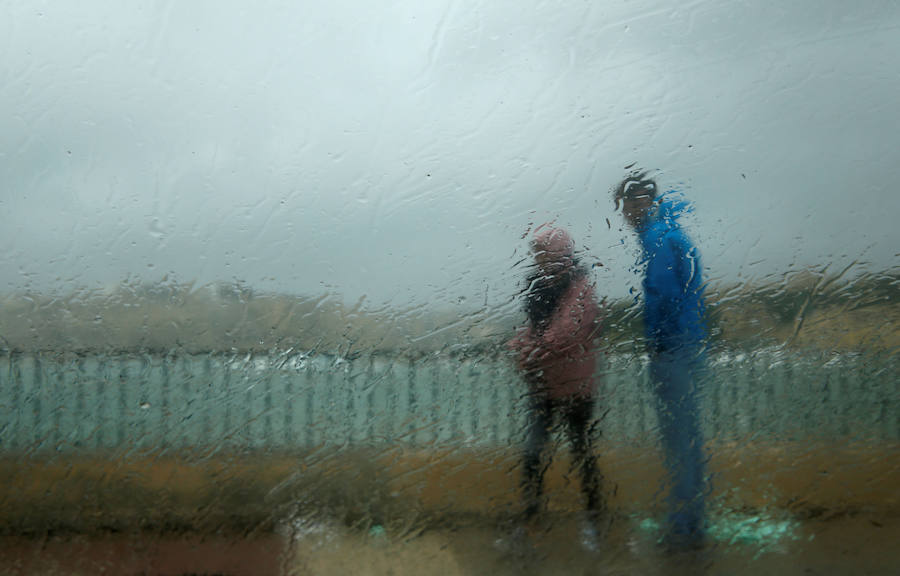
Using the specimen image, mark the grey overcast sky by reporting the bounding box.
[2,0,899,309]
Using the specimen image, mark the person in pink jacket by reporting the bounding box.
[508,226,605,536]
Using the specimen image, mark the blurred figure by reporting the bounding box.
[614,172,709,549]
[507,226,605,544]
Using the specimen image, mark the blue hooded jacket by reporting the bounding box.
[637,191,706,351]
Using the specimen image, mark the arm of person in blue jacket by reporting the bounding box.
[669,230,700,296]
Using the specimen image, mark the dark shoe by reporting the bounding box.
[579,510,612,553]
[494,524,533,556]
[661,527,707,556]
[579,522,601,553]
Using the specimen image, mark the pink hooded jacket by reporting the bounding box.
[507,228,602,399]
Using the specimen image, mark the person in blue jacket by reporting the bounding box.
[614,171,709,549]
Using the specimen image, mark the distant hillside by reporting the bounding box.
[0,280,511,356]
[706,269,898,352]
[1,270,896,355]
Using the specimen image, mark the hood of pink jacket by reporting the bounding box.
[531,227,575,259]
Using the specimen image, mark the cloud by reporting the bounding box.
[1,0,898,306]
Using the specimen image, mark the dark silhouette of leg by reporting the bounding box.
[562,396,605,522]
[522,394,554,521]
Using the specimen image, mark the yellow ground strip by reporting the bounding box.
[1,442,896,533]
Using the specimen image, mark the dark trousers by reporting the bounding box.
[521,393,604,521]
[651,348,708,542]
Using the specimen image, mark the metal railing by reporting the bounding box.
[0,349,896,454]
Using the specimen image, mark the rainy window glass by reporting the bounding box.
[1,2,898,574]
